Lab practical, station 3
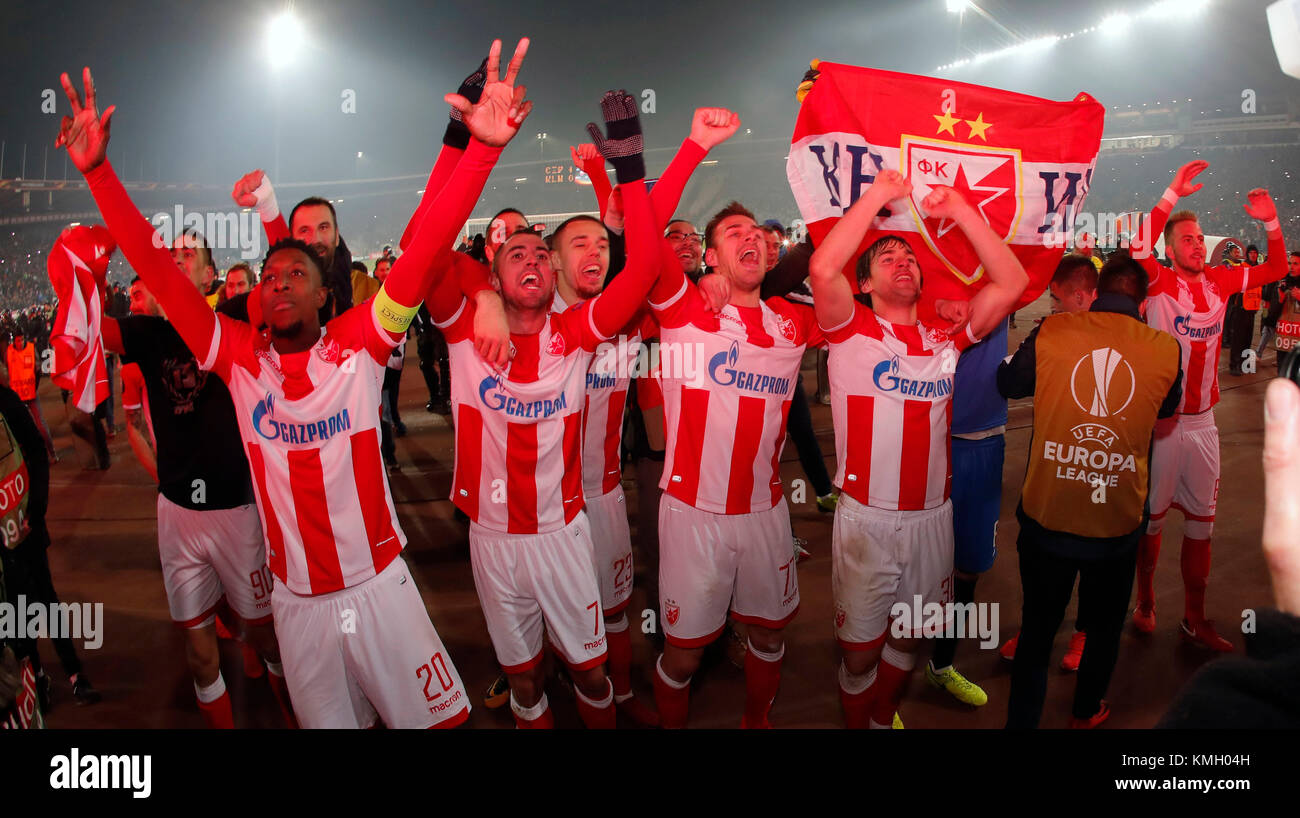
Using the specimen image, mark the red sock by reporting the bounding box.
[196,675,233,729]
[606,618,632,698]
[575,679,617,730]
[197,692,234,729]
[1181,536,1211,624]
[511,694,554,729]
[838,663,877,729]
[213,616,234,640]
[743,641,783,728]
[653,656,690,729]
[870,647,915,728]
[1137,532,1162,608]
[242,642,264,679]
[266,665,298,729]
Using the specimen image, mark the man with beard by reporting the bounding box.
[60,36,529,725]
[422,89,663,729]
[1130,160,1288,651]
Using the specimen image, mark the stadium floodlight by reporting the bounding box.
[267,10,305,69]
[1102,12,1132,31]
[946,0,972,11]
[1020,34,1060,51]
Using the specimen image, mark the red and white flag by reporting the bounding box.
[788,63,1105,307]
[47,224,115,413]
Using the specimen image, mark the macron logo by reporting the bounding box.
[50,747,151,799]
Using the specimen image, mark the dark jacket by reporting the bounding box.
[1159,607,1300,728]
[998,292,1183,560]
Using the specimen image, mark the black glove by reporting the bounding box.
[444,57,489,150]
[586,90,645,185]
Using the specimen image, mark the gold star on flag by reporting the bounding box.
[965,112,992,141]
[933,110,961,136]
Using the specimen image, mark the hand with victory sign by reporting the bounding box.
[445,38,533,148]
[55,67,116,174]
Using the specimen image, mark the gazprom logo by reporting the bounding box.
[252,392,277,440]
[478,374,568,418]
[708,342,741,387]
[872,356,952,398]
[1173,314,1221,340]
[872,357,900,391]
[707,341,791,396]
[251,390,351,444]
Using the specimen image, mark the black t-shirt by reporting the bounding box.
[118,316,254,510]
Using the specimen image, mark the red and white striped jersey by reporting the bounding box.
[1142,263,1251,415]
[556,291,658,496]
[825,302,971,511]
[651,280,822,515]
[201,307,405,596]
[438,296,613,534]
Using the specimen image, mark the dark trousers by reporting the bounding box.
[104,354,116,429]
[380,367,402,464]
[785,374,832,498]
[416,328,450,403]
[0,535,83,678]
[1225,297,1256,373]
[1006,537,1137,728]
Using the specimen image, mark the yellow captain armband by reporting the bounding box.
[373,287,419,334]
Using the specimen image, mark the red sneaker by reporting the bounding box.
[1180,619,1233,652]
[1060,631,1087,672]
[740,713,772,729]
[1068,701,1110,729]
[998,632,1019,662]
[1132,604,1156,634]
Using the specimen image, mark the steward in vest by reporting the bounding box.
[998,255,1182,729]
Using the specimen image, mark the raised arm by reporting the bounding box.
[59,68,218,360]
[231,169,289,245]
[922,184,1028,340]
[1132,160,1207,265]
[379,38,531,326]
[648,108,738,231]
[1241,189,1288,289]
[398,56,490,251]
[581,90,661,337]
[572,143,614,223]
[808,168,912,331]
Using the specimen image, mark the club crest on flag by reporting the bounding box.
[902,136,1023,285]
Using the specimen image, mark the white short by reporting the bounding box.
[658,494,800,648]
[271,556,469,729]
[585,487,634,617]
[1146,410,1220,532]
[832,494,955,647]
[156,495,271,628]
[468,513,608,674]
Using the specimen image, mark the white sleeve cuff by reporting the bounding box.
[253,176,280,223]
[433,298,466,330]
[648,278,688,312]
[199,319,222,371]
